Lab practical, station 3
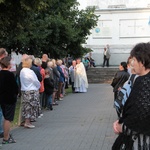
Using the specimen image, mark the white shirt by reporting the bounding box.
[20,68,40,91]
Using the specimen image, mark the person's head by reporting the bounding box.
[34,58,42,67]
[106,44,109,49]
[130,42,150,75]
[22,57,32,68]
[56,59,62,66]
[127,56,136,74]
[76,58,81,64]
[119,62,128,72]
[0,56,11,69]
[47,61,54,68]
[42,54,48,61]
[21,54,29,62]
[51,59,57,68]
[72,60,76,66]
[0,48,8,59]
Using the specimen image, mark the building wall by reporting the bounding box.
[85,8,150,66]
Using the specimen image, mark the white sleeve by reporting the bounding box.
[30,70,41,89]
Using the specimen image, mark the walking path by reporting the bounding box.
[2,84,117,150]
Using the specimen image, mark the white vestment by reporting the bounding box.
[74,62,88,92]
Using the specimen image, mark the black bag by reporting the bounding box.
[114,74,136,118]
[112,133,137,150]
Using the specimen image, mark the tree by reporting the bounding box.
[0,0,98,58]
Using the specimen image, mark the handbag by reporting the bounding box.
[112,133,137,150]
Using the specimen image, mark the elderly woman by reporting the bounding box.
[33,58,45,116]
[112,42,150,149]
[51,59,60,105]
[56,60,65,100]
[20,57,40,129]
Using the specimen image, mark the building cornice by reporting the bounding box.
[94,7,150,13]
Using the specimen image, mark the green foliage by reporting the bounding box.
[0,0,98,58]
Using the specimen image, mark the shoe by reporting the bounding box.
[20,121,25,126]
[58,98,63,101]
[60,94,63,98]
[0,132,4,138]
[30,119,36,122]
[53,102,58,106]
[40,114,43,117]
[38,116,41,118]
[2,136,16,144]
[50,104,53,111]
[24,124,35,129]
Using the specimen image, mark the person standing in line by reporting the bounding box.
[51,59,60,105]
[20,57,40,129]
[102,44,111,67]
[0,56,18,144]
[112,42,150,149]
[56,60,65,101]
[0,48,8,139]
[41,54,48,69]
[44,68,54,110]
[69,60,76,93]
[34,58,45,116]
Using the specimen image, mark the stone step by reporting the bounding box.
[87,66,118,83]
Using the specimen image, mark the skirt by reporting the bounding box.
[21,90,39,120]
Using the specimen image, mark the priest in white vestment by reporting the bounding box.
[74,58,88,92]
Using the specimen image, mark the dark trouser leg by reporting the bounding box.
[103,56,107,67]
[107,58,109,67]
[71,82,75,92]
[103,59,106,67]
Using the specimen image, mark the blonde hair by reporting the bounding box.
[51,59,57,67]
[47,61,54,68]
[34,58,42,66]
[22,57,32,68]
[56,59,62,65]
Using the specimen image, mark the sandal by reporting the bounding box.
[2,136,16,144]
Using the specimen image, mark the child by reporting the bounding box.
[44,68,54,110]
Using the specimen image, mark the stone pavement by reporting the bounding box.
[2,84,117,150]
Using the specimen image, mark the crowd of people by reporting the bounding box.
[0,48,88,144]
[1,42,150,149]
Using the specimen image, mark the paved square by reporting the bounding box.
[2,84,117,150]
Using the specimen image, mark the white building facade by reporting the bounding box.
[82,0,150,65]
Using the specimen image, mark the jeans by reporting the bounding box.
[0,107,3,133]
[46,94,52,107]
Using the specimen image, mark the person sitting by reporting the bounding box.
[82,57,90,71]
[87,56,96,67]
